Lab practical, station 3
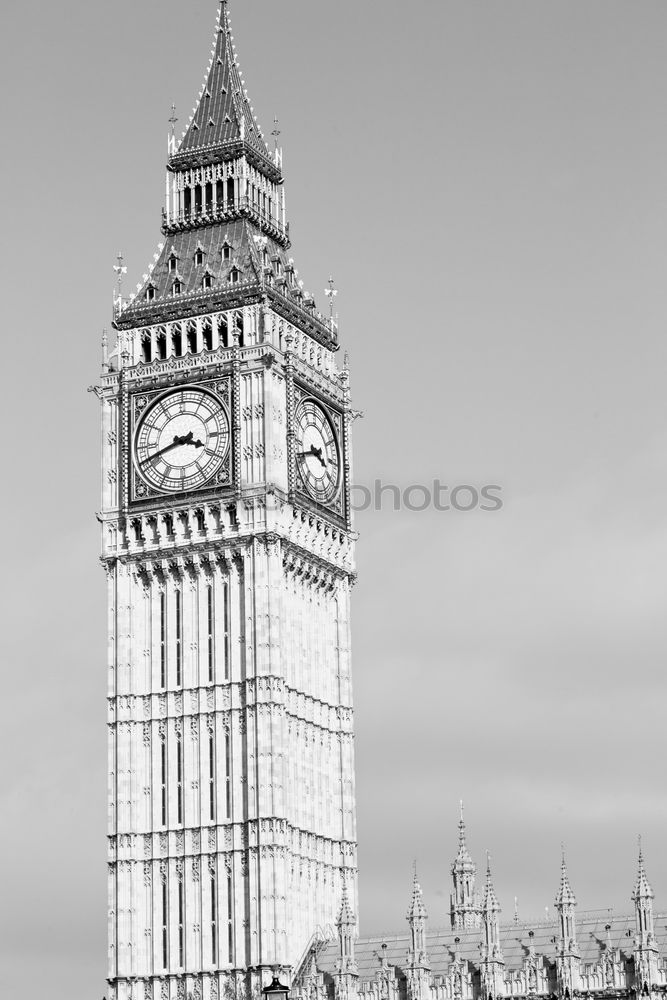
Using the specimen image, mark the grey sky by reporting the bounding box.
[1,1,667,996]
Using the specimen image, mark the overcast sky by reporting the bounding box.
[2,1,667,997]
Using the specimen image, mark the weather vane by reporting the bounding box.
[113,252,127,297]
[325,275,338,324]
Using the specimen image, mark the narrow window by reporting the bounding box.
[172,327,182,356]
[227,872,233,961]
[177,736,183,825]
[175,589,182,687]
[223,580,230,681]
[187,326,197,354]
[160,741,167,826]
[178,879,185,967]
[157,333,167,360]
[216,179,224,207]
[209,731,216,822]
[203,322,213,350]
[183,188,191,217]
[211,871,218,963]
[160,591,167,688]
[229,268,239,285]
[207,584,215,683]
[162,880,168,969]
[202,272,212,290]
[142,336,151,362]
[146,285,156,303]
[168,255,178,273]
[225,730,232,818]
[194,184,202,214]
[172,279,182,296]
[220,315,229,347]
[205,182,213,213]
[223,244,231,262]
[195,248,205,267]
[226,177,234,206]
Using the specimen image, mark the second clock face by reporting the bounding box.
[134,387,230,494]
[295,399,341,504]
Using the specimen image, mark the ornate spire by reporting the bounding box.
[480,856,504,1000]
[633,838,654,903]
[336,883,358,976]
[175,0,271,164]
[555,852,577,912]
[406,865,429,972]
[632,839,658,990]
[450,801,481,930]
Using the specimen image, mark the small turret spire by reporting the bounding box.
[480,855,504,999]
[406,865,430,979]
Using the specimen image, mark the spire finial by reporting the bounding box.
[325,276,338,327]
[514,896,519,925]
[169,103,178,137]
[272,115,281,151]
[113,252,127,297]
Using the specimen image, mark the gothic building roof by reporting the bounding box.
[173,0,272,168]
[317,912,665,979]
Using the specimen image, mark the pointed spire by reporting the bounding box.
[175,0,271,162]
[555,850,577,910]
[407,864,428,922]
[633,838,654,902]
[483,855,501,914]
[337,882,356,928]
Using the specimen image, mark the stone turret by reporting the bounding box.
[633,841,659,990]
[480,857,505,1000]
[450,802,481,929]
[555,854,580,996]
[335,886,358,1000]
[406,867,431,1000]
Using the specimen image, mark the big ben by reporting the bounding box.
[96,4,358,998]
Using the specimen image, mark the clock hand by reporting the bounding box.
[139,435,186,466]
[310,444,327,468]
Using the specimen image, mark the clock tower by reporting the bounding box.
[96,5,358,999]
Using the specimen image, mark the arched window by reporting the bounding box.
[202,322,213,350]
[186,325,197,354]
[156,332,167,360]
[142,336,151,363]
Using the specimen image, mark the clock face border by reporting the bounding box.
[292,384,346,520]
[128,378,233,504]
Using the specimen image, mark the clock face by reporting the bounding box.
[295,399,341,504]
[134,387,230,494]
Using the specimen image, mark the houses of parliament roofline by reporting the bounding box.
[299,814,667,1000]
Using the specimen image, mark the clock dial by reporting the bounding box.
[134,387,230,494]
[295,399,340,504]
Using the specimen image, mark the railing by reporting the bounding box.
[291,925,336,994]
[162,197,289,241]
